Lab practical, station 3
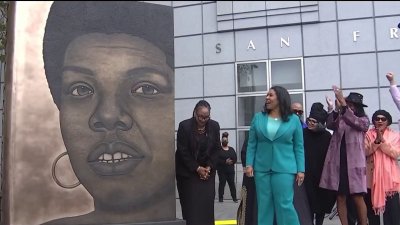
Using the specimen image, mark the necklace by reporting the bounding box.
[197,126,206,134]
[269,115,280,121]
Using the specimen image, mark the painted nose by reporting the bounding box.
[89,95,133,131]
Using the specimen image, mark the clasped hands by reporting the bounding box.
[197,166,211,180]
[374,127,385,144]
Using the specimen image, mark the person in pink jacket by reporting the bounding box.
[364,110,400,225]
[386,72,400,111]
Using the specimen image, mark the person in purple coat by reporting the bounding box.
[319,86,369,225]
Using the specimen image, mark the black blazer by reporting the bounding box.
[175,117,222,178]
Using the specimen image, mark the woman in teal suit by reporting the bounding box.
[245,86,305,225]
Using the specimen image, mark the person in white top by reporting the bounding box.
[386,72,400,111]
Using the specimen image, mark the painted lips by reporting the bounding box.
[88,141,144,176]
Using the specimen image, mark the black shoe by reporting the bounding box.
[219,199,223,202]
[233,199,238,203]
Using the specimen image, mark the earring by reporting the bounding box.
[52,152,80,189]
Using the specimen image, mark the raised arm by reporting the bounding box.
[387,72,400,111]
[341,108,369,132]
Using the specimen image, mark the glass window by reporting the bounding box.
[237,95,265,127]
[290,93,304,105]
[237,130,249,164]
[236,61,268,93]
[270,59,303,90]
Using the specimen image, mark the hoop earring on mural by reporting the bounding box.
[52,152,80,189]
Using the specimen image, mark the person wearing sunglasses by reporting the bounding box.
[320,87,369,225]
[291,102,307,128]
[364,110,400,225]
[303,103,336,225]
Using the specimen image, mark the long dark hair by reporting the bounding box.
[351,104,367,118]
[263,86,292,122]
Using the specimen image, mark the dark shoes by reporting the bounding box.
[219,198,238,203]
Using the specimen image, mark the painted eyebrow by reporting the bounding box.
[126,67,170,84]
[126,67,166,77]
[62,66,94,76]
[61,66,171,85]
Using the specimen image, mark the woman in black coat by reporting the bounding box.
[303,103,336,225]
[175,100,222,225]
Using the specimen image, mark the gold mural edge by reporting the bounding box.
[2,1,16,224]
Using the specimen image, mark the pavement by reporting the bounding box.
[175,199,342,225]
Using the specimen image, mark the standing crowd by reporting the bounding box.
[175,72,400,225]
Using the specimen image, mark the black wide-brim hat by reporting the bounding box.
[345,92,368,107]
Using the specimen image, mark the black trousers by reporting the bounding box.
[217,170,237,200]
[365,189,400,225]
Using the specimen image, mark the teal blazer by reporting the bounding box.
[246,112,305,174]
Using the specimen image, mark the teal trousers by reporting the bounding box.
[254,172,300,225]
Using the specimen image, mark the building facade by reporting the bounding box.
[170,1,400,167]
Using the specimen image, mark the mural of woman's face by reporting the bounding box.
[60,33,174,209]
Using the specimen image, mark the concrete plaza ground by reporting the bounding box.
[176,198,342,225]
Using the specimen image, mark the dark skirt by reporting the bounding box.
[339,136,350,195]
[293,182,313,225]
[176,172,215,225]
[305,174,336,214]
[237,173,257,225]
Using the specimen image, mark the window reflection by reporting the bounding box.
[237,62,267,93]
[271,59,303,90]
[237,95,265,127]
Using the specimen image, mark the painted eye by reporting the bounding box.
[70,84,94,96]
[132,84,159,95]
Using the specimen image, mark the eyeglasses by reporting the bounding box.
[374,117,387,122]
[306,118,318,124]
[196,113,210,121]
[293,110,304,116]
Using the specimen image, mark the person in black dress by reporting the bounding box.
[303,103,336,225]
[175,100,221,225]
[217,132,238,202]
